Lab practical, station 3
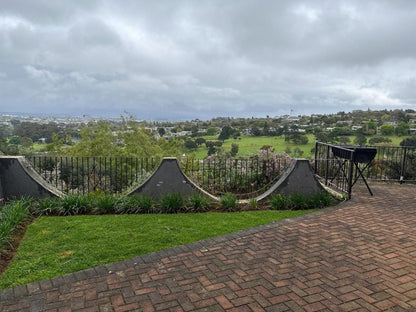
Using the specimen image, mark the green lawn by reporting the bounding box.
[190,135,316,159]
[188,134,411,159]
[0,210,314,289]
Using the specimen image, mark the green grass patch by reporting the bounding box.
[191,135,315,159]
[0,209,314,288]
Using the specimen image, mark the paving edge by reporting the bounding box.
[0,199,353,301]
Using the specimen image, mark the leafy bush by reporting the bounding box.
[400,137,416,147]
[187,193,211,212]
[309,191,334,208]
[288,193,307,209]
[159,193,184,213]
[368,136,392,145]
[220,193,239,211]
[0,198,31,251]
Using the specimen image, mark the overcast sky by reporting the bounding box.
[1,0,416,120]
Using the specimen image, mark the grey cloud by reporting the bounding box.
[1,0,416,119]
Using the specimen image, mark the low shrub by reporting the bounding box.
[159,193,183,213]
[220,193,239,211]
[187,193,211,212]
[288,192,307,209]
[270,191,334,210]
[308,191,334,208]
[269,194,289,210]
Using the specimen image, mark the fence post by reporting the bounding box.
[314,141,318,174]
[347,150,354,199]
[400,147,407,184]
[325,144,330,186]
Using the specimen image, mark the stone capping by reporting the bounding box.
[0,156,63,200]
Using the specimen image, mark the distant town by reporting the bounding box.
[1,109,416,158]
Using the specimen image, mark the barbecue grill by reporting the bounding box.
[331,145,377,196]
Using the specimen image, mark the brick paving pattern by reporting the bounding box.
[1,184,416,311]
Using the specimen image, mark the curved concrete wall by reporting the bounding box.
[128,158,217,200]
[0,156,63,200]
[256,159,326,202]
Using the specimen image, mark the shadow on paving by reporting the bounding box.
[1,184,416,311]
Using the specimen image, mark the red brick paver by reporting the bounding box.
[1,184,416,311]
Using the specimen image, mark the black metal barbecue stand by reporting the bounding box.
[331,145,377,197]
[314,142,377,198]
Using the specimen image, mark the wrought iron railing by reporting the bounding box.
[27,154,292,198]
[181,154,291,198]
[27,156,161,194]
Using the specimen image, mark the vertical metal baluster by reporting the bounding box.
[109,157,112,193]
[115,157,118,193]
[135,157,138,183]
[70,156,74,195]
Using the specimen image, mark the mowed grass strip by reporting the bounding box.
[0,210,314,289]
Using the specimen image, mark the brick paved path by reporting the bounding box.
[1,184,416,311]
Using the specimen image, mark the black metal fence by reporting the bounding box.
[27,154,292,198]
[28,156,161,194]
[314,142,416,197]
[181,154,291,198]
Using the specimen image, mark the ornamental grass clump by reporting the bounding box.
[220,193,239,211]
[159,193,184,213]
[0,198,31,251]
[88,193,119,214]
[114,194,153,214]
[59,194,90,215]
[187,193,211,212]
[30,197,61,216]
[249,198,258,209]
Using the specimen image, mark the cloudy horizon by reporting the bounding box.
[1,0,416,120]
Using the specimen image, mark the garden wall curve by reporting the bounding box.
[0,156,63,200]
[129,158,327,202]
